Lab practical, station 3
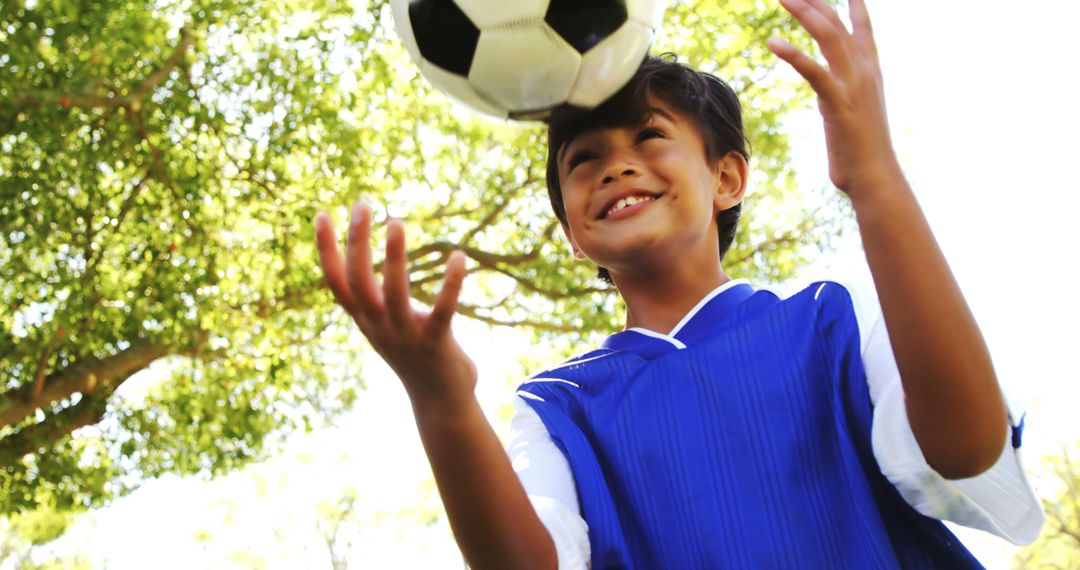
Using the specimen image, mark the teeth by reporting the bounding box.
[608,195,654,216]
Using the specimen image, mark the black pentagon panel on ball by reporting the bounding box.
[408,0,481,76]
[545,0,627,54]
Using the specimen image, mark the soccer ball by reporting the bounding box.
[391,0,667,121]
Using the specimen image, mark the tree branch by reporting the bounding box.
[728,231,809,267]
[0,340,174,430]
[128,28,195,102]
[80,169,153,299]
[457,168,534,245]
[460,196,514,244]
[411,288,580,333]
[250,278,325,319]
[4,28,194,113]
[411,241,542,267]
[1048,517,1080,548]
[454,304,581,333]
[0,396,108,467]
[126,104,169,184]
[30,348,53,401]
[472,259,611,301]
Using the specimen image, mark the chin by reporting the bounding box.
[592,235,667,270]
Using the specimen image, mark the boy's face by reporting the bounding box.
[555,98,745,279]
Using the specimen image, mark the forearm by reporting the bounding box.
[411,395,557,570]
[849,170,1007,479]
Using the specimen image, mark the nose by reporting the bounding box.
[600,153,639,185]
[602,168,636,185]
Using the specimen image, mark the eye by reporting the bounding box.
[566,150,596,171]
[636,127,664,142]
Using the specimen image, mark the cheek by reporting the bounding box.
[564,165,596,191]
[560,187,590,229]
[649,142,685,163]
[563,171,595,205]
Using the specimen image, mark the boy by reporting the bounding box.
[314,0,1043,567]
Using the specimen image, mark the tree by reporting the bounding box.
[1013,445,1080,569]
[0,0,841,525]
[312,483,448,569]
[0,509,94,569]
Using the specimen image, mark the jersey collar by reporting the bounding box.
[601,279,755,359]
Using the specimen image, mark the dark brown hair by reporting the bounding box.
[545,53,750,284]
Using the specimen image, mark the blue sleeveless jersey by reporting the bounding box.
[518,282,982,569]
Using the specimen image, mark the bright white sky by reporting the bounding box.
[38,0,1080,568]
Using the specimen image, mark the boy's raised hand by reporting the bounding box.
[768,0,900,197]
[770,0,1010,478]
[314,202,477,411]
[316,205,558,566]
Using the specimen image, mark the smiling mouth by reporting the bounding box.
[602,194,660,219]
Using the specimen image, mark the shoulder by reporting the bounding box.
[762,265,883,352]
[516,347,620,403]
[533,348,619,377]
[770,276,864,311]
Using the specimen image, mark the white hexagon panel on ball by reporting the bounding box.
[421,61,507,118]
[469,26,582,114]
[452,0,551,30]
[568,21,653,109]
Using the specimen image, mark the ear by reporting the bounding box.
[560,223,587,260]
[712,152,748,212]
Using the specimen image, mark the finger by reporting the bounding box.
[768,38,841,101]
[344,201,385,316]
[849,0,879,59]
[315,212,358,311]
[801,0,849,33]
[778,0,852,76]
[382,219,413,328]
[426,251,467,337]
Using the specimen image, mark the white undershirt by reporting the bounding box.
[507,278,1045,569]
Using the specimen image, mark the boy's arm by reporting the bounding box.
[848,165,1008,479]
[314,202,557,569]
[412,395,559,570]
[769,0,1007,479]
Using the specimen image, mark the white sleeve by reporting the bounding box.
[507,395,591,569]
[844,281,1045,545]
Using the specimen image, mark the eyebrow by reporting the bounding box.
[647,106,676,124]
[557,106,677,166]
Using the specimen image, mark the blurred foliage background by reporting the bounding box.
[0,0,864,565]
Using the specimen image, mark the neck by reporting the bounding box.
[612,261,730,335]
